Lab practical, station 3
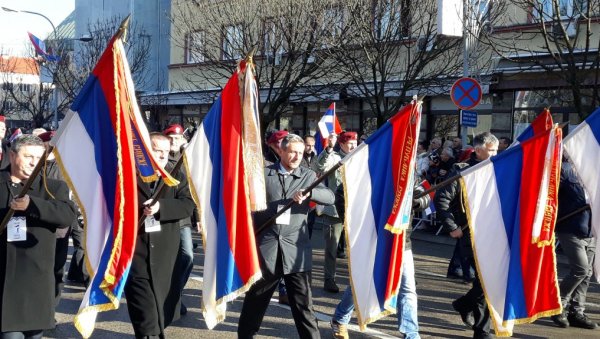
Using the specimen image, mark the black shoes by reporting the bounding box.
[567,312,597,329]
[452,300,475,328]
[324,279,340,293]
[551,311,569,328]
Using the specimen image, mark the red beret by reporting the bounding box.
[338,131,357,144]
[0,116,5,123]
[38,131,56,142]
[267,130,288,144]
[163,124,184,136]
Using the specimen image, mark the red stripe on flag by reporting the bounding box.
[219,68,260,281]
[518,131,561,317]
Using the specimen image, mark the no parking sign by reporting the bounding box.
[451,77,482,110]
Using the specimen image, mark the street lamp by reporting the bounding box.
[2,6,93,129]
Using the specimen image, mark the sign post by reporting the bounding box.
[451,77,482,145]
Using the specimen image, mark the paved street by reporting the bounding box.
[51,225,600,338]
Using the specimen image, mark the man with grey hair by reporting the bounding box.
[0,134,77,338]
[434,131,498,339]
[238,134,335,339]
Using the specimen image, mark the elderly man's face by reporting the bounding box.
[281,141,304,171]
[10,145,45,181]
[475,142,498,161]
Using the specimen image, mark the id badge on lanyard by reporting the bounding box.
[7,216,27,242]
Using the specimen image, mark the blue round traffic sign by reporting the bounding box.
[450,77,482,110]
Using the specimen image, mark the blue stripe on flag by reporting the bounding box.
[201,98,243,299]
[366,123,396,308]
[491,147,528,320]
[75,75,118,218]
[585,107,600,144]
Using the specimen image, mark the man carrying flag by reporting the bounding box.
[0,135,76,338]
[125,132,195,338]
[238,134,335,338]
[435,132,499,339]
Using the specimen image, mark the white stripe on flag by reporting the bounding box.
[344,145,382,325]
[184,125,221,328]
[462,162,512,334]
[564,122,600,281]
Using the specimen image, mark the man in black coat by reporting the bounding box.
[550,159,597,329]
[434,132,498,339]
[0,134,77,338]
[238,134,335,339]
[125,133,195,339]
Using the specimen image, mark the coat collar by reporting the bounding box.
[266,162,304,178]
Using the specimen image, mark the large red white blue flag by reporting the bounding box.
[184,60,264,328]
[50,28,175,337]
[461,126,562,336]
[563,107,600,281]
[342,99,421,329]
[315,102,343,154]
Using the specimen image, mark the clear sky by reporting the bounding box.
[0,0,75,56]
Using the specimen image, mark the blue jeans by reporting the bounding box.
[333,250,419,338]
[397,250,419,338]
[177,227,194,293]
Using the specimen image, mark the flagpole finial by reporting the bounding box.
[116,15,131,42]
[245,47,257,65]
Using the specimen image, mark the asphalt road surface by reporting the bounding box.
[50,226,599,338]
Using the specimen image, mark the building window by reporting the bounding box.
[263,19,286,65]
[373,0,402,40]
[222,24,243,61]
[534,0,588,20]
[186,31,205,64]
[18,83,32,93]
[322,6,345,46]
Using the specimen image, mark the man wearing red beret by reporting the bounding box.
[264,130,288,165]
[163,124,196,316]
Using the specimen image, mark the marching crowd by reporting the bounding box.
[0,113,596,339]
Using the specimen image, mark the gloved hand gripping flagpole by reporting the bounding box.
[254,142,367,236]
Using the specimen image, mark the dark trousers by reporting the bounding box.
[238,264,320,338]
[0,331,43,339]
[452,262,491,337]
[67,220,89,285]
[125,276,163,338]
[447,238,473,278]
[556,233,596,314]
[54,227,71,307]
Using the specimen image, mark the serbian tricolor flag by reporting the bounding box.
[514,108,553,145]
[50,21,175,338]
[184,59,264,328]
[28,32,60,62]
[342,99,421,329]
[461,125,562,336]
[563,107,600,281]
[315,103,343,154]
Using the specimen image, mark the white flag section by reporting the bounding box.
[563,107,600,281]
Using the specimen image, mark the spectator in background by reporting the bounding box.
[498,137,512,153]
[300,135,318,169]
[416,141,429,178]
[437,148,455,183]
[264,130,289,165]
[452,137,463,158]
